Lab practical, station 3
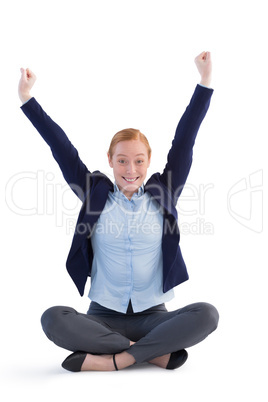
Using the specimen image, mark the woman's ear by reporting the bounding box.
[107,152,113,167]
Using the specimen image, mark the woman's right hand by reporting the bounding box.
[18,68,36,103]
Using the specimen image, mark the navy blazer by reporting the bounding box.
[21,84,213,296]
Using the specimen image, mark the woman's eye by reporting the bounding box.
[137,160,144,164]
[118,160,126,164]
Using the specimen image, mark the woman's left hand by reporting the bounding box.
[194,51,212,88]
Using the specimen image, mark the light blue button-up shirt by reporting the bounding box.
[88,184,174,313]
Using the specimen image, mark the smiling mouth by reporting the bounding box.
[123,177,139,183]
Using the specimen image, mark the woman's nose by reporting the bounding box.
[126,162,136,174]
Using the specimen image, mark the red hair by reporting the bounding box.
[108,128,152,159]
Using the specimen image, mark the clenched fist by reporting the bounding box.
[18,68,36,103]
[194,51,212,88]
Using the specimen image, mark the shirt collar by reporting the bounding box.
[113,182,145,198]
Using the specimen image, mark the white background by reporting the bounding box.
[1,0,267,401]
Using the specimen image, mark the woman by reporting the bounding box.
[18,51,219,372]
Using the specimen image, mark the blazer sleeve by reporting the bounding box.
[21,98,89,201]
[160,84,214,204]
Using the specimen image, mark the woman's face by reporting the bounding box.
[108,139,151,199]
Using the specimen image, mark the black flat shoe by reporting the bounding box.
[166,349,188,370]
[62,351,87,372]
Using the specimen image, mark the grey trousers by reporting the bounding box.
[41,301,219,364]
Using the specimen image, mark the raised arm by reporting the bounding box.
[18,69,89,201]
[160,52,214,203]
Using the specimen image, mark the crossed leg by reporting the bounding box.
[41,302,219,371]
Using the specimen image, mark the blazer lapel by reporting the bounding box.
[67,173,113,261]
